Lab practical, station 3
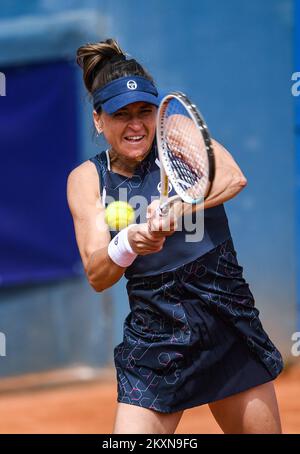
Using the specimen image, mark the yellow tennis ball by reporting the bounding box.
[105,201,135,230]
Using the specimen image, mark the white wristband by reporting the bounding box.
[107,226,137,268]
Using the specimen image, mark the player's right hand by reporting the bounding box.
[127,223,166,256]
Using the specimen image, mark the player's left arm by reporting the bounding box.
[147,139,247,234]
[203,139,247,209]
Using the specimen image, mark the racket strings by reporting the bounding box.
[166,144,199,189]
[163,99,209,200]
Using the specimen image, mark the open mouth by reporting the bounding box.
[124,135,145,143]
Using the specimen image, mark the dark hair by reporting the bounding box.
[76,38,154,103]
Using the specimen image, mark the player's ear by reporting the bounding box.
[93,110,104,134]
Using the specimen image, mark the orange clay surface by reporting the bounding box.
[0,365,299,434]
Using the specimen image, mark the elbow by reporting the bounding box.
[89,280,104,293]
[239,175,248,189]
[88,276,102,293]
[88,274,107,293]
[224,174,247,202]
[85,253,124,293]
[238,176,247,189]
[87,269,114,293]
[89,279,107,293]
[86,268,104,293]
[232,174,247,191]
[85,254,105,293]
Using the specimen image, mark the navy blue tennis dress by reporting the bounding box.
[89,144,283,413]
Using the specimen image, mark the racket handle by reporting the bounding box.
[158,194,182,217]
[158,202,170,217]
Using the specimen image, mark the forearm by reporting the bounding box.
[204,171,247,209]
[173,170,246,219]
[86,247,125,292]
[204,140,247,208]
[86,223,167,291]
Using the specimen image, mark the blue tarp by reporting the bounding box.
[0,61,82,286]
[0,8,104,286]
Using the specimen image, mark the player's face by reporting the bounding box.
[95,102,157,162]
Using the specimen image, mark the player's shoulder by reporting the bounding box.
[68,159,98,181]
[67,159,100,197]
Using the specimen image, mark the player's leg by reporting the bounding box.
[113,403,183,434]
[208,381,282,434]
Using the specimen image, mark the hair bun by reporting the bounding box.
[76,39,125,92]
[109,54,126,64]
[76,38,153,101]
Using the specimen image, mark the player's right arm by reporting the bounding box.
[67,161,167,292]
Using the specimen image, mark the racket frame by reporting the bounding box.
[156,92,215,214]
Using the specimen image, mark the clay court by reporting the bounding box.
[0,365,299,434]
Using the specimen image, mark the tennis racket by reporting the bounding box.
[156,92,215,216]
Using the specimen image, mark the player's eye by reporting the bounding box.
[140,109,154,115]
[113,111,128,118]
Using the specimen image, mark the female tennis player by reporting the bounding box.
[67,38,283,434]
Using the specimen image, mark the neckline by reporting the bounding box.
[105,145,156,179]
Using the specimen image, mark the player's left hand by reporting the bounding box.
[147,200,178,237]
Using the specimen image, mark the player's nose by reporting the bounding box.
[127,117,144,131]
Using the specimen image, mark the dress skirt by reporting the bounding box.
[114,238,284,413]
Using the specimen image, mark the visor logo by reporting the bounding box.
[127,80,137,90]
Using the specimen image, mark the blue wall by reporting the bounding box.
[0,0,297,378]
